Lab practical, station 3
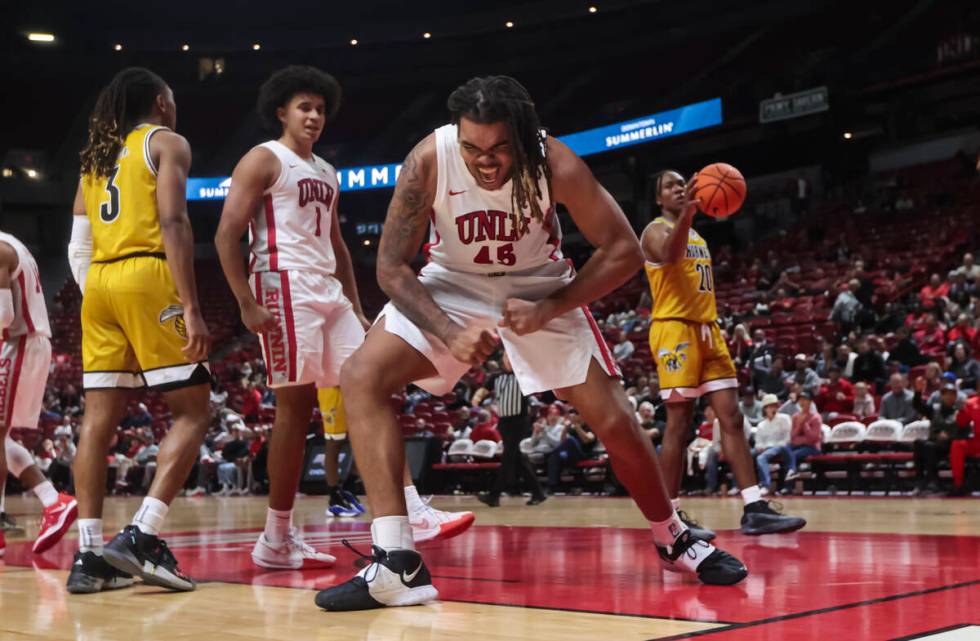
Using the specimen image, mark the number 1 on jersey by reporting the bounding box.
[314,206,322,237]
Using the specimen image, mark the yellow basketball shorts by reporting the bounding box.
[317,386,347,440]
[649,319,737,402]
[81,255,209,390]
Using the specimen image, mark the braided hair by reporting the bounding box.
[80,67,167,178]
[447,76,551,223]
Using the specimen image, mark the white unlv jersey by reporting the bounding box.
[428,124,564,274]
[0,231,51,340]
[248,140,339,277]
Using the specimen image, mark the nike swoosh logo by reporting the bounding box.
[288,163,298,168]
[449,189,467,196]
[402,562,423,584]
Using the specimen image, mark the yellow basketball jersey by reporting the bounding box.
[81,124,167,263]
[644,216,717,323]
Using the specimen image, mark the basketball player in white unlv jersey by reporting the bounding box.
[315,76,747,612]
[216,66,472,570]
[0,231,78,558]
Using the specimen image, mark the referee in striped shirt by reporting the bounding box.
[474,353,546,507]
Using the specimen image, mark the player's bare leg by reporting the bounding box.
[556,359,746,585]
[705,388,806,535]
[5,437,78,554]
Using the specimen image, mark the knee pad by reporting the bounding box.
[5,436,35,476]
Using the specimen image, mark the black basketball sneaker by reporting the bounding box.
[315,541,438,611]
[103,525,195,591]
[657,530,748,585]
[66,550,135,594]
[740,500,807,535]
[677,510,717,542]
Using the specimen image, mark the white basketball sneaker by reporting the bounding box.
[408,497,475,543]
[314,542,437,611]
[251,528,336,570]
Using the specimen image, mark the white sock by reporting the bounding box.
[132,497,169,536]
[371,515,415,552]
[0,485,5,512]
[671,498,681,511]
[741,485,762,506]
[264,508,292,545]
[34,481,60,508]
[649,510,687,547]
[78,518,104,555]
[404,485,426,514]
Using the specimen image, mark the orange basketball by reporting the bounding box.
[692,162,746,218]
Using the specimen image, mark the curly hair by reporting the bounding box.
[256,66,342,134]
[447,76,551,223]
[80,67,167,178]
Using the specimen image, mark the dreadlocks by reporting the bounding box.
[80,67,167,178]
[447,76,551,223]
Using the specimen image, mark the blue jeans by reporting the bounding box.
[546,437,586,488]
[755,445,794,487]
[790,445,821,464]
[705,446,720,492]
[218,462,239,487]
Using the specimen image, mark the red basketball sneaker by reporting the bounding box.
[409,498,475,543]
[33,493,78,554]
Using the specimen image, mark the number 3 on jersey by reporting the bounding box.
[695,263,713,292]
[100,166,121,223]
[474,243,516,266]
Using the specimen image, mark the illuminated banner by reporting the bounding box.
[558,98,722,157]
[187,99,721,201]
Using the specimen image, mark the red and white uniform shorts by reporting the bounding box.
[0,334,51,429]
[250,271,364,389]
[378,261,619,395]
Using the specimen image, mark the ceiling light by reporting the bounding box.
[588,5,598,13]
[114,43,123,51]
[1,168,13,178]
[28,33,55,43]
[25,169,39,179]
[843,132,853,140]
[423,32,432,39]
[362,239,371,246]
[350,38,358,45]
[252,43,261,51]
[505,21,515,28]
[181,44,190,51]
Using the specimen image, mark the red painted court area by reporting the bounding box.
[6,523,980,640]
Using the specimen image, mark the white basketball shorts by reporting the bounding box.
[0,334,51,429]
[378,260,619,395]
[250,270,365,389]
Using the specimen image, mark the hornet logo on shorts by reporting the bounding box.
[159,304,187,339]
[658,342,690,372]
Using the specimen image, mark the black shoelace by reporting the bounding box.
[342,539,387,582]
[663,530,710,562]
[148,538,180,571]
[677,510,702,527]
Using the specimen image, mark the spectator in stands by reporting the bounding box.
[729,324,753,366]
[949,342,979,391]
[546,410,597,493]
[134,429,160,493]
[790,354,821,397]
[852,382,876,419]
[703,408,753,495]
[816,366,854,418]
[949,380,980,496]
[238,378,262,423]
[880,373,918,424]
[121,403,153,429]
[923,362,944,396]
[888,326,926,367]
[814,339,836,378]
[756,356,789,399]
[217,425,251,495]
[36,438,55,475]
[789,393,823,474]
[738,388,763,425]
[612,329,635,363]
[956,253,980,282]
[749,329,776,371]
[754,394,794,492]
[830,279,862,332]
[529,406,566,458]
[59,384,82,418]
[468,410,501,443]
[852,338,887,389]
[947,272,973,312]
[834,343,857,379]
[209,378,229,413]
[628,376,655,406]
[894,192,914,212]
[912,381,964,493]
[637,401,662,447]
[919,273,949,310]
[50,425,76,491]
[948,314,977,346]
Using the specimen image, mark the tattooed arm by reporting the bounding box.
[377,134,498,365]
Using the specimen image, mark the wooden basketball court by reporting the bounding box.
[3,494,979,640]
